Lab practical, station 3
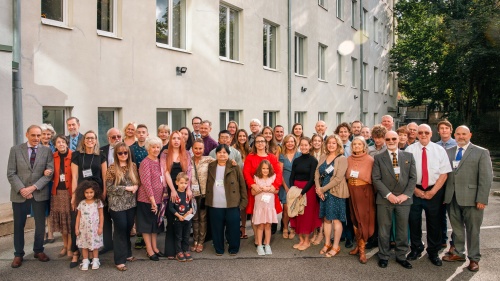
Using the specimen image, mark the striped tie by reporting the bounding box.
[71,137,78,151]
[392,152,399,181]
[30,147,37,168]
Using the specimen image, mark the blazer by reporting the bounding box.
[52,150,73,195]
[372,149,417,205]
[444,143,493,206]
[314,154,349,198]
[7,143,54,203]
[100,144,136,166]
[205,161,248,210]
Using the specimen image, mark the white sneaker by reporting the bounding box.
[80,259,90,271]
[256,245,265,256]
[264,244,272,255]
[91,258,100,270]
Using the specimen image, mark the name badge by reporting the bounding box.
[452,161,460,169]
[191,184,200,195]
[325,165,334,174]
[216,180,224,188]
[82,169,93,178]
[350,170,359,178]
[394,167,400,175]
[261,194,272,203]
[59,174,65,182]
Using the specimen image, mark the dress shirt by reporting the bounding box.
[343,140,351,157]
[388,149,399,163]
[454,142,470,159]
[406,141,452,186]
[27,144,38,158]
[436,138,457,149]
[108,145,114,166]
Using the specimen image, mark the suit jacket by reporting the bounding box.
[100,144,136,167]
[205,161,248,210]
[7,143,54,203]
[444,143,493,206]
[372,149,417,205]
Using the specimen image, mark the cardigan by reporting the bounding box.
[314,154,349,198]
[52,150,73,196]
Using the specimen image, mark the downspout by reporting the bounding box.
[287,0,292,131]
[359,0,364,122]
[13,0,23,144]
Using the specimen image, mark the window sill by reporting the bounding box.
[41,18,73,30]
[295,73,307,78]
[318,4,328,11]
[351,86,358,89]
[337,83,345,86]
[318,79,328,83]
[337,17,344,22]
[263,66,279,72]
[219,57,244,65]
[97,30,122,40]
[351,26,357,31]
[156,43,192,54]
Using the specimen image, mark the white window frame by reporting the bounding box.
[318,112,328,121]
[156,0,187,50]
[41,0,70,28]
[294,112,306,124]
[337,51,343,84]
[97,0,119,38]
[263,111,278,128]
[373,113,378,126]
[336,0,343,20]
[263,21,278,70]
[336,112,344,126]
[362,8,368,37]
[362,62,368,90]
[294,34,306,75]
[219,4,240,61]
[98,108,119,145]
[373,17,378,43]
[351,0,357,29]
[374,67,379,93]
[318,0,327,9]
[318,44,327,81]
[220,110,240,131]
[156,109,187,131]
[42,106,71,135]
[351,57,357,88]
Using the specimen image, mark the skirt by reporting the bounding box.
[252,192,278,225]
[136,202,162,234]
[289,180,322,234]
[49,189,72,234]
[319,192,346,222]
[348,183,376,241]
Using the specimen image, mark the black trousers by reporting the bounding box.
[70,209,78,252]
[164,210,176,257]
[173,220,192,254]
[409,186,444,257]
[110,208,136,265]
[102,204,114,250]
[209,207,240,255]
[12,199,47,257]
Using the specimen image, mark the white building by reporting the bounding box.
[0,0,396,203]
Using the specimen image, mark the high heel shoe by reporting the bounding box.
[325,247,341,258]
[70,251,80,268]
[147,253,159,261]
[320,244,332,255]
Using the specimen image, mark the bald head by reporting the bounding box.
[381,115,394,131]
[454,125,472,147]
[417,124,432,146]
[315,120,327,137]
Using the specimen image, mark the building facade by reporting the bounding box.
[0,0,396,203]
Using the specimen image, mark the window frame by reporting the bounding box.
[351,0,357,29]
[318,112,328,121]
[42,106,71,136]
[294,111,306,125]
[294,34,306,76]
[336,112,344,126]
[156,0,187,50]
[263,111,278,128]
[373,16,378,43]
[318,0,327,9]
[336,0,343,20]
[97,0,119,38]
[220,110,241,132]
[97,108,119,146]
[351,57,357,88]
[362,62,368,90]
[41,0,70,28]
[219,3,240,62]
[156,108,187,131]
[263,21,278,70]
[374,66,379,93]
[337,51,343,85]
[362,8,368,37]
[318,44,327,81]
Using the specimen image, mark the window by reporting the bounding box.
[336,0,343,19]
[337,51,343,84]
[219,4,239,60]
[263,21,277,69]
[362,9,368,36]
[42,106,70,135]
[318,112,328,121]
[351,1,357,28]
[373,113,378,126]
[294,34,306,75]
[362,62,368,90]
[336,112,344,126]
[318,44,327,80]
[389,72,393,96]
[97,0,118,37]
[263,111,277,128]
[351,57,357,88]
[41,0,68,27]
[318,0,326,9]
[373,17,378,43]
[156,0,187,49]
[363,112,368,125]
[220,110,240,132]
[294,112,306,124]
[98,108,118,145]
[374,67,379,92]
[156,109,187,131]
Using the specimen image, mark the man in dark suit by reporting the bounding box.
[7,125,54,268]
[372,130,417,269]
[441,126,493,272]
[66,117,83,151]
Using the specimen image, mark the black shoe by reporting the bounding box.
[407,248,424,261]
[378,259,388,268]
[429,256,442,266]
[271,223,277,234]
[396,259,413,269]
[345,238,354,248]
[155,251,165,257]
[99,248,112,255]
[148,253,159,261]
[365,240,378,249]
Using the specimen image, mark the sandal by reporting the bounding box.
[126,256,137,262]
[240,226,248,239]
[312,231,324,245]
[283,229,289,239]
[320,244,332,255]
[325,247,341,258]
[116,264,127,271]
[288,228,296,239]
[298,243,311,251]
[190,242,198,252]
[195,244,204,253]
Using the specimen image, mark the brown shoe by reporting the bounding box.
[11,257,23,268]
[442,254,466,262]
[34,252,50,262]
[467,261,479,272]
[447,245,456,255]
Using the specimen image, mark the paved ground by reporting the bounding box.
[1,183,499,281]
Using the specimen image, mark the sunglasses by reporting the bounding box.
[110,135,122,140]
[385,137,398,142]
[418,131,430,135]
[117,151,129,156]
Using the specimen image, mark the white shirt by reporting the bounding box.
[406,141,452,186]
[387,149,399,164]
[108,145,114,166]
[454,142,470,159]
[212,165,227,208]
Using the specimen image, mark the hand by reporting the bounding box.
[298,194,303,199]
[170,190,179,202]
[414,189,425,199]
[396,194,408,204]
[26,194,33,199]
[476,202,486,210]
[231,159,237,166]
[44,169,53,176]
[178,216,185,221]
[186,188,193,201]
[423,190,436,200]
[387,194,399,204]
[75,229,80,236]
[163,193,169,199]
[20,187,31,198]
[97,227,103,235]
[71,197,76,211]
[319,194,325,201]
[151,203,158,214]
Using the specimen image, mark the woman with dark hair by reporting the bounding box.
[179,126,194,152]
[106,142,140,270]
[50,134,73,258]
[233,129,250,162]
[291,123,304,142]
[206,144,247,255]
[261,126,280,158]
[160,131,192,259]
[227,121,239,146]
[69,130,107,268]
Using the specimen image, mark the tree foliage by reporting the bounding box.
[391,0,500,127]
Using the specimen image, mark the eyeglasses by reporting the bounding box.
[110,135,122,140]
[117,151,128,156]
[192,122,201,125]
[418,131,430,135]
[255,140,266,144]
[85,137,96,140]
[385,138,398,142]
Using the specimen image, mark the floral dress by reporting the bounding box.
[76,200,104,250]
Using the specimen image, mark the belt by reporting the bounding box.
[416,184,435,191]
[348,178,370,186]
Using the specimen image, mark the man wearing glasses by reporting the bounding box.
[192,116,203,140]
[406,122,419,145]
[405,124,452,266]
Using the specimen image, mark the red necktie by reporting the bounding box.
[421,147,428,189]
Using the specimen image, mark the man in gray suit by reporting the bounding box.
[372,131,417,269]
[7,125,54,268]
[441,126,493,272]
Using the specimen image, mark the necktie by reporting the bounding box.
[30,147,37,168]
[421,147,428,189]
[455,147,463,161]
[392,152,399,181]
[71,137,78,151]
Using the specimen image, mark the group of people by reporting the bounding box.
[7,114,493,273]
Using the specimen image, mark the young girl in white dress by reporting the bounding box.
[252,160,278,256]
[75,180,104,270]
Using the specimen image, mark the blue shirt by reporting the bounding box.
[436,138,457,149]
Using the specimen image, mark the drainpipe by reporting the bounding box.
[359,0,364,122]
[287,0,292,131]
[13,0,23,144]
